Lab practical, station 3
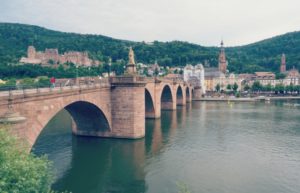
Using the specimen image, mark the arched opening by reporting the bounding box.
[145,89,155,118]
[32,100,111,151]
[31,101,111,178]
[65,101,110,136]
[161,85,174,110]
[186,87,191,103]
[176,86,184,106]
[192,89,195,100]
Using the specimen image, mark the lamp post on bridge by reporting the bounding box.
[108,57,112,79]
[76,64,79,86]
[88,66,91,84]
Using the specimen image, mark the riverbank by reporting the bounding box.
[195,96,300,102]
[195,97,256,102]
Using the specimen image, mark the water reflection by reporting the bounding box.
[33,107,182,193]
[32,102,300,193]
[53,137,147,193]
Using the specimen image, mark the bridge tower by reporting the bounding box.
[110,47,146,139]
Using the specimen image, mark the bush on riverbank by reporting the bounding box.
[0,125,53,193]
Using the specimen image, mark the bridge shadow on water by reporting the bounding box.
[31,105,190,193]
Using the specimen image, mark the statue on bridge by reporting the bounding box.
[129,47,135,65]
[126,47,137,75]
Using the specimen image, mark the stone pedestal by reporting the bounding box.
[110,76,146,139]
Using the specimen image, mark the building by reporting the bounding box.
[147,61,161,76]
[242,69,300,88]
[218,40,228,74]
[203,41,242,92]
[183,64,206,93]
[240,55,300,87]
[212,73,242,92]
[204,67,223,91]
[253,72,276,86]
[20,46,100,67]
[284,67,300,85]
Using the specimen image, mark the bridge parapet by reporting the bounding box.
[158,77,187,85]
[0,80,110,105]
[110,76,147,87]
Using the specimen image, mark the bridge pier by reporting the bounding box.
[193,86,203,100]
[110,76,147,139]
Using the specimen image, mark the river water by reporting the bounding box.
[32,101,300,193]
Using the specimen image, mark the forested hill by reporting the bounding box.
[1,22,300,73]
[227,31,300,73]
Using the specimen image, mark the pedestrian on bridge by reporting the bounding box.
[50,77,56,88]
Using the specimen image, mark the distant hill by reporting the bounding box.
[1,23,300,74]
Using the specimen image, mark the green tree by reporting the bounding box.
[38,77,51,87]
[232,83,239,92]
[226,84,232,91]
[275,84,285,93]
[215,84,221,92]
[20,77,36,88]
[275,73,286,80]
[0,126,53,193]
[48,59,55,65]
[286,83,294,93]
[264,83,273,92]
[251,81,263,92]
[243,84,250,91]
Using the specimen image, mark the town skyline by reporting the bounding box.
[1,0,300,46]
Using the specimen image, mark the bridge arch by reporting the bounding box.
[176,86,184,106]
[65,101,111,136]
[160,85,174,110]
[27,98,112,150]
[145,89,156,118]
[186,87,191,103]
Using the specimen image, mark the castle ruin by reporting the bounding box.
[20,46,100,67]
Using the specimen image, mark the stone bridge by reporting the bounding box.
[0,76,197,149]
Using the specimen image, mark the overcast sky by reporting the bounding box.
[1,0,300,46]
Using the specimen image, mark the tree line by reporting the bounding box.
[1,23,300,77]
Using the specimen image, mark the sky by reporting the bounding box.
[1,0,300,46]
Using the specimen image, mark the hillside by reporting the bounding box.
[1,23,300,75]
[227,31,300,73]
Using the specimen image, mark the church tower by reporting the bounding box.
[218,40,227,74]
[280,53,286,73]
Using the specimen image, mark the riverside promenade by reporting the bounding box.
[196,96,300,102]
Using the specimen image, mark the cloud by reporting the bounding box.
[1,0,300,46]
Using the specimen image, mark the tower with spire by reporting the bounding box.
[218,40,227,74]
[280,53,286,73]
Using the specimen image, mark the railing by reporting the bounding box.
[110,76,147,84]
[0,78,110,99]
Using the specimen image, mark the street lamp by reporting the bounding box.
[108,57,112,78]
[76,65,79,86]
[88,66,91,84]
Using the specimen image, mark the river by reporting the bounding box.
[32,101,300,193]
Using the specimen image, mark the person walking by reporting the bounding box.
[50,77,56,88]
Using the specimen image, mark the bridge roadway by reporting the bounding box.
[0,76,199,150]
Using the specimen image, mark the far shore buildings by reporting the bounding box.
[20,46,100,67]
[239,54,300,87]
[204,41,242,92]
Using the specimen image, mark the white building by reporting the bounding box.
[184,64,206,94]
